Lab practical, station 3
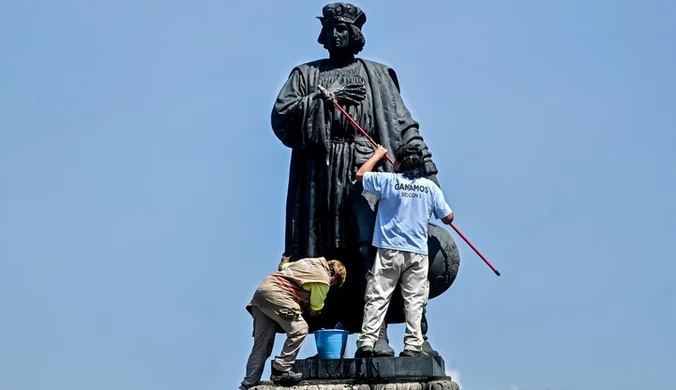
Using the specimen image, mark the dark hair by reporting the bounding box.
[395,144,426,179]
[317,23,366,54]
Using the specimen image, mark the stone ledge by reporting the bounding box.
[251,378,459,390]
[292,356,446,381]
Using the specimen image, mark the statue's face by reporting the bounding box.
[325,22,350,51]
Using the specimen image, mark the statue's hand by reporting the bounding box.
[322,80,366,106]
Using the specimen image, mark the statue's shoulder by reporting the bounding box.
[358,58,401,90]
[293,58,328,73]
[358,58,394,72]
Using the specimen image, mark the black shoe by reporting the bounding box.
[399,349,428,357]
[354,345,374,358]
[270,367,302,383]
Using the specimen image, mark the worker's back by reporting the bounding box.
[364,172,451,255]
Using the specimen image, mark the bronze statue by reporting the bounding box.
[271,2,460,356]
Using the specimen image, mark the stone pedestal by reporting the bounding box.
[251,356,460,390]
[251,379,459,390]
[295,356,446,381]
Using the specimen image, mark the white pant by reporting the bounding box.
[358,248,429,351]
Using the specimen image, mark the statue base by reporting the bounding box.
[294,356,446,380]
[252,378,459,390]
[251,356,459,390]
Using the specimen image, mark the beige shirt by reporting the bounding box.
[248,257,331,313]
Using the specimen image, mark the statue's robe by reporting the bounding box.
[272,58,438,259]
[272,58,444,331]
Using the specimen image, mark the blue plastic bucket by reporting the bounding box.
[314,329,348,359]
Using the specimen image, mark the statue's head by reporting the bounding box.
[317,3,366,54]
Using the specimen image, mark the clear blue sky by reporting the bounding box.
[1,1,675,390]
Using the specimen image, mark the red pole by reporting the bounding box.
[450,222,500,276]
[332,101,395,165]
[322,86,500,276]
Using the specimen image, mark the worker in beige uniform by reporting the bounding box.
[240,255,347,389]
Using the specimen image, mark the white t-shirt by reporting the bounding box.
[362,172,452,255]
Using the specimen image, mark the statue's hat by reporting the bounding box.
[317,3,366,29]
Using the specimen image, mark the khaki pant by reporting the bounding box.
[240,305,309,389]
[357,248,429,352]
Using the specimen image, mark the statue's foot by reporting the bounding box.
[422,339,440,357]
[374,337,395,357]
[373,323,395,357]
[420,311,439,356]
